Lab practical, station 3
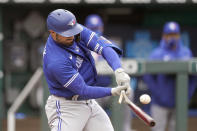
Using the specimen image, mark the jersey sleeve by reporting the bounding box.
[49,59,112,99]
[49,60,78,88]
[80,25,122,56]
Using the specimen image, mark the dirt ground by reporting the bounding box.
[3,117,197,131]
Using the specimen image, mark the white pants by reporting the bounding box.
[151,104,176,131]
[96,94,133,131]
[45,95,114,131]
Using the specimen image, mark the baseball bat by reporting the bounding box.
[119,91,156,127]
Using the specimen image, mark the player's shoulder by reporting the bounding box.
[79,24,98,45]
[181,45,191,53]
[80,24,96,37]
[80,24,89,33]
[45,39,71,65]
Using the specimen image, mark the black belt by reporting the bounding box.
[65,96,92,105]
[65,95,88,101]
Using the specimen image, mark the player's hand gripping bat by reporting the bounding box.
[119,90,156,127]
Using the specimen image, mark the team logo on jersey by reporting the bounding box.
[76,56,83,70]
[68,19,76,26]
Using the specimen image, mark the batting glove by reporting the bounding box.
[115,68,130,85]
[111,85,127,96]
[115,68,132,97]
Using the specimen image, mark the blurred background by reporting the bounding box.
[0,0,197,131]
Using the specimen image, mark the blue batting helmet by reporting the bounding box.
[85,14,103,35]
[47,9,83,37]
[163,21,180,34]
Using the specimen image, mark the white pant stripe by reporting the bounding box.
[56,100,61,131]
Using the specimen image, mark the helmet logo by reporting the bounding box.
[169,23,176,31]
[68,19,76,26]
[90,17,99,25]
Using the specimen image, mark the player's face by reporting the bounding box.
[50,31,74,46]
[163,33,180,41]
[163,33,180,49]
[56,33,74,46]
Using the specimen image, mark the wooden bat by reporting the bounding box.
[119,91,156,127]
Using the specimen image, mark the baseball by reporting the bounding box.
[139,94,151,104]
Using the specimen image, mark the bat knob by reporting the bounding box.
[150,121,156,127]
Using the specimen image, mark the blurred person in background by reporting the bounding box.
[85,14,134,131]
[143,21,197,131]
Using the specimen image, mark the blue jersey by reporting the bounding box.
[143,39,197,108]
[43,25,122,99]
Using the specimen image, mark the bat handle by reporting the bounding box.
[118,82,126,104]
[118,90,125,104]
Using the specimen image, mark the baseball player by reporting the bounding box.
[85,14,134,131]
[143,21,197,131]
[43,9,131,131]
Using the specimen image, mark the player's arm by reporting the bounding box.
[101,47,132,97]
[80,25,132,96]
[102,47,121,71]
[64,72,127,99]
[80,25,124,72]
[49,61,126,99]
[80,25,122,56]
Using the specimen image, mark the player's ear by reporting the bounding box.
[49,30,56,41]
[49,30,55,34]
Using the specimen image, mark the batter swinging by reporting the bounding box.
[43,9,131,131]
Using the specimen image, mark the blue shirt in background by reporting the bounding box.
[143,39,197,108]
